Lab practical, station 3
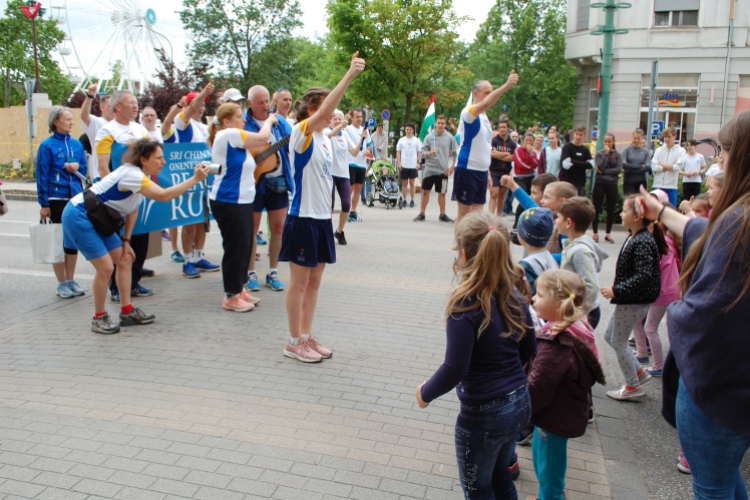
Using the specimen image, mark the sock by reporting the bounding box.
[121,304,134,315]
[269,268,278,276]
[625,384,639,391]
[193,250,204,261]
[94,311,107,319]
[290,337,300,346]
[302,334,310,341]
[248,271,257,279]
[185,252,194,263]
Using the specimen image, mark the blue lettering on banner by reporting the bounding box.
[111,142,214,235]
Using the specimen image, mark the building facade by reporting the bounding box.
[565,0,750,144]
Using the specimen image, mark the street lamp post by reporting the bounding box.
[590,0,631,152]
[19,0,47,93]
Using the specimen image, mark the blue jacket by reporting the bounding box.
[36,132,87,207]
[243,112,294,195]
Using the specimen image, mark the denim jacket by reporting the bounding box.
[36,132,88,207]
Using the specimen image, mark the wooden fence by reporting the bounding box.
[0,106,84,165]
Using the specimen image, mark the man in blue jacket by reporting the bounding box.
[37,106,88,298]
[244,85,294,292]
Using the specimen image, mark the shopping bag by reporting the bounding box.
[0,188,7,216]
[29,220,64,264]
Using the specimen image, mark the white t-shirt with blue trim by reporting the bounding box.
[70,164,153,217]
[210,128,256,204]
[457,105,493,172]
[290,119,334,219]
[174,112,208,143]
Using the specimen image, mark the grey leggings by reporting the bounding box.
[604,303,649,387]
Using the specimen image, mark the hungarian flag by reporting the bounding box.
[419,95,436,141]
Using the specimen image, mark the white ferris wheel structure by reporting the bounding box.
[50,0,177,95]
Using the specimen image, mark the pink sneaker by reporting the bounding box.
[284,339,322,363]
[307,335,332,358]
[222,295,254,312]
[240,289,261,305]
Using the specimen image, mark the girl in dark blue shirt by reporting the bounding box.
[416,212,536,500]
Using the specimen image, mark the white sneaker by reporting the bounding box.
[607,385,645,401]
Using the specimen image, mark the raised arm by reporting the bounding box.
[141,164,209,202]
[638,186,690,237]
[473,71,519,117]
[80,83,98,127]
[161,97,186,137]
[181,82,214,124]
[306,53,365,133]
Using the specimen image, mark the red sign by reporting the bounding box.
[20,1,42,19]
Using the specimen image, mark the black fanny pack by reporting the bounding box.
[83,189,124,236]
[265,176,288,194]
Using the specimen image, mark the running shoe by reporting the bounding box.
[439,214,454,223]
[283,339,323,363]
[509,452,520,480]
[589,406,596,423]
[646,366,663,377]
[66,280,86,296]
[637,356,650,364]
[183,262,201,279]
[239,289,261,305]
[605,234,614,243]
[223,295,255,312]
[638,369,653,385]
[195,258,220,272]
[256,233,267,245]
[677,450,692,474]
[606,385,645,400]
[402,200,407,208]
[516,426,534,446]
[110,289,120,303]
[119,307,155,326]
[170,251,185,263]
[307,335,332,359]
[409,200,415,208]
[91,314,120,335]
[413,212,426,222]
[161,230,170,241]
[56,282,75,299]
[141,268,155,278]
[266,272,285,291]
[131,284,153,297]
[246,273,261,292]
[628,336,636,347]
[593,233,599,243]
[347,211,358,222]
[334,231,347,245]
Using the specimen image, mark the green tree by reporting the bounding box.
[179,0,303,92]
[0,0,72,107]
[326,0,467,124]
[468,0,577,131]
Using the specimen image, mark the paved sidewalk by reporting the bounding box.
[0,196,634,500]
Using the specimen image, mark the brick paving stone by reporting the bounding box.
[0,202,620,499]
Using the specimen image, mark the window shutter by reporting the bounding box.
[577,0,590,30]
[655,0,699,11]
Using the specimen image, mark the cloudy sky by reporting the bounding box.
[2,0,497,81]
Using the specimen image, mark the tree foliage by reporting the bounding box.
[468,0,577,131]
[326,0,468,124]
[179,0,303,92]
[0,0,73,107]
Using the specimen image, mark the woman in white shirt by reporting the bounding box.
[62,140,208,334]
[278,52,365,364]
[207,103,276,312]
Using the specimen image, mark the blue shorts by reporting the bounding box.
[254,186,289,213]
[278,216,336,267]
[452,168,488,206]
[62,203,123,261]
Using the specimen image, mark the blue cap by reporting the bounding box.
[518,207,554,247]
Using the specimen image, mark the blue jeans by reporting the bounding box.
[503,188,514,214]
[361,176,372,202]
[677,377,750,500]
[454,385,531,500]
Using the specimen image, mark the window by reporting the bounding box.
[654,0,698,27]
[577,0,590,31]
[655,10,698,26]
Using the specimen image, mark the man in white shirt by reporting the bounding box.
[80,83,115,180]
[396,123,422,207]
[93,89,153,300]
[454,72,519,225]
[679,139,707,201]
[343,108,372,222]
[141,107,162,143]
[651,127,686,207]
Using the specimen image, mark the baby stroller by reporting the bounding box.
[364,159,403,209]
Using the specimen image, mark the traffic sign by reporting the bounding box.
[651,121,665,137]
[381,109,390,120]
[501,103,510,112]
[367,117,376,128]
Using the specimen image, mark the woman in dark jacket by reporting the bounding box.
[36,105,88,299]
[639,110,750,500]
[592,133,622,243]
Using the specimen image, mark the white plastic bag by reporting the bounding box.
[29,220,64,264]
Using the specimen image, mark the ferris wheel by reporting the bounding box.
[50,0,177,95]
